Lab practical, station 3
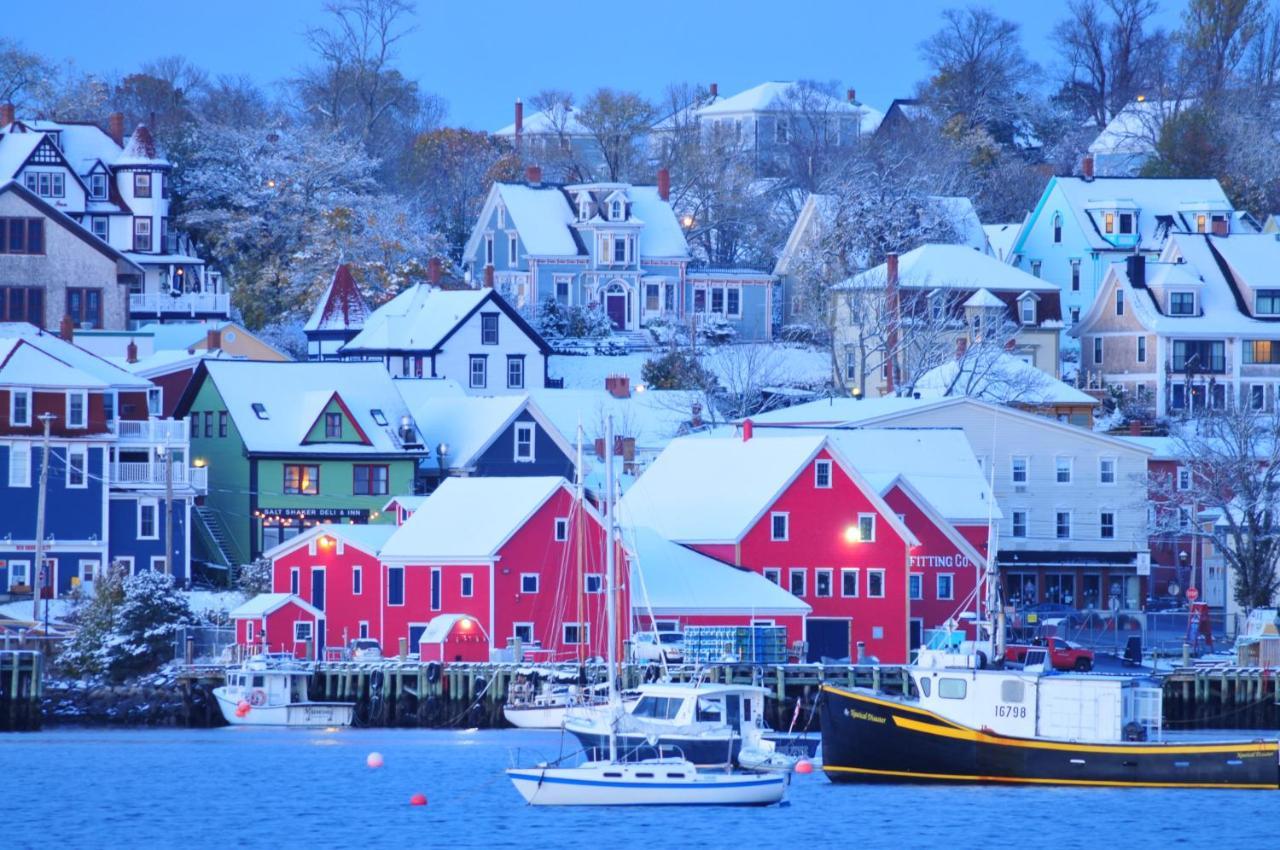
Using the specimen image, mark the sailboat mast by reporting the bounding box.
[576,422,585,666]
[604,416,618,763]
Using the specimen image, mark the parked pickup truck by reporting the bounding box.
[1005,636,1094,671]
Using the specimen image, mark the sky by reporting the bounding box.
[8,0,1186,130]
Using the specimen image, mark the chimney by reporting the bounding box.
[742,418,754,442]
[847,88,856,103]
[657,168,670,202]
[690,401,703,429]
[0,103,13,126]
[605,374,631,398]
[525,164,542,185]
[885,252,900,393]
[59,314,74,341]
[1004,337,1016,352]
[1126,253,1146,289]
[483,265,494,288]
[206,328,222,351]
[126,339,139,364]
[955,337,968,359]
[428,257,443,285]
[1211,217,1229,237]
[1082,154,1095,180]
[514,98,524,134]
[709,83,718,98]
[107,112,124,146]
[1129,420,1143,436]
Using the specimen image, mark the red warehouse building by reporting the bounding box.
[229,593,324,658]
[621,428,918,663]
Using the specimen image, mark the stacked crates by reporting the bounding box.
[683,626,788,664]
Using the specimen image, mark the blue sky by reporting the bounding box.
[10,0,1184,129]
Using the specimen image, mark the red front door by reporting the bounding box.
[606,293,627,329]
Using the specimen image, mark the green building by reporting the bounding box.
[176,360,427,564]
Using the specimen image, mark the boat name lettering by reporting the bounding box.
[845,709,886,724]
[993,704,1027,719]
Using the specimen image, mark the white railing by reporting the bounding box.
[112,418,189,444]
[112,462,207,491]
[129,292,230,316]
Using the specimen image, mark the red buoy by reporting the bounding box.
[409,792,427,806]
[237,699,251,713]
[795,759,814,774]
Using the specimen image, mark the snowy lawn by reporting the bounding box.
[549,343,830,391]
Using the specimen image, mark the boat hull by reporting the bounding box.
[506,764,787,806]
[568,727,818,768]
[504,704,572,729]
[819,684,1280,789]
[213,688,354,727]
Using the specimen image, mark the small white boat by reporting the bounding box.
[508,758,787,806]
[214,654,354,727]
[503,679,608,729]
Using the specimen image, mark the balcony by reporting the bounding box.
[129,291,231,317]
[112,461,207,492]
[112,418,189,444]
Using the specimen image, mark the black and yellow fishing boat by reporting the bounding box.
[820,656,1280,789]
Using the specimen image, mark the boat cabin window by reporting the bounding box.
[252,675,265,688]
[632,696,682,719]
[938,678,967,700]
[1001,680,1025,703]
[919,677,931,697]
[725,695,742,727]
[696,697,724,722]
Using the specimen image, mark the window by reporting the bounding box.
[1031,260,1042,278]
[554,276,572,305]
[1196,213,1207,233]
[138,500,158,539]
[554,518,568,542]
[1093,337,1103,364]
[1118,213,1134,234]
[10,389,30,427]
[814,459,832,488]
[1071,259,1081,292]
[66,445,86,488]
[764,567,781,585]
[770,512,789,541]
[480,313,499,345]
[284,465,319,495]
[520,573,539,594]
[1115,289,1124,316]
[1070,307,1081,325]
[290,567,300,595]
[90,216,108,241]
[359,621,369,639]
[1243,341,1280,364]
[1169,292,1195,316]
[937,574,954,600]
[841,568,860,597]
[0,286,44,326]
[293,621,313,642]
[610,199,623,220]
[66,288,102,329]
[1178,507,1192,530]
[133,217,152,251]
[1012,510,1027,538]
[857,514,876,543]
[89,173,107,199]
[693,288,707,312]
[430,567,442,610]
[1099,457,1116,484]
[134,173,152,197]
[613,236,628,264]
[9,442,30,487]
[645,283,660,312]
[461,574,474,598]
[513,623,534,644]
[867,569,885,598]
[66,391,86,428]
[352,566,363,595]
[844,350,857,380]
[506,355,525,389]
[1056,511,1072,539]
[909,574,922,599]
[585,574,603,593]
[1020,299,1035,324]
[353,465,388,496]
[251,402,269,420]
[563,623,587,645]
[1251,384,1265,410]
[1104,212,1115,234]
[1137,336,1147,363]
[203,411,212,437]
[788,569,805,597]
[815,569,833,598]
[775,117,788,144]
[1172,340,1225,372]
[388,566,405,605]
[0,218,43,255]
[484,233,494,265]
[1052,212,1062,243]
[514,422,535,462]
[1011,456,1028,484]
[507,233,518,264]
[214,410,226,438]
[188,413,199,439]
[938,678,967,699]
[1255,291,1280,316]
[1100,511,1115,539]
[578,196,591,220]
[726,287,741,317]
[469,355,487,388]
[710,286,725,314]
[322,412,342,439]
[1177,466,1191,491]
[1055,457,1072,484]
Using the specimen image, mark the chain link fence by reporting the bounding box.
[1010,608,1230,656]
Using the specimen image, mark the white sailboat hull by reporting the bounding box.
[506,762,787,806]
[213,688,354,727]
[503,704,572,729]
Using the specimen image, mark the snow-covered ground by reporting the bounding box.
[549,343,830,390]
[1,590,245,624]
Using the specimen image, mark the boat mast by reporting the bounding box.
[604,416,618,763]
[576,421,586,667]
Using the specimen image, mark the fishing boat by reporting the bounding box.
[213,654,354,727]
[506,417,788,806]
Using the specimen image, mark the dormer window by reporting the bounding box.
[89,173,108,200]
[578,195,592,220]
[1104,212,1115,234]
[1119,213,1134,234]
[370,409,387,426]
[1256,290,1280,316]
[1169,292,1196,316]
[1019,298,1036,324]
[1196,213,1207,233]
[610,199,623,221]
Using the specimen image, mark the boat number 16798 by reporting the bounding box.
[994,705,1026,718]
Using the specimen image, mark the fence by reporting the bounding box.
[1013,608,1229,655]
[172,625,235,664]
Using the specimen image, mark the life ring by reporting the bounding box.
[248,689,267,707]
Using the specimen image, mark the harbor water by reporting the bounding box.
[6,727,1277,847]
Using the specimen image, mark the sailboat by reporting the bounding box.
[506,418,788,806]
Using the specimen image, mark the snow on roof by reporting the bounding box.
[380,476,569,561]
[1088,100,1176,156]
[624,527,811,616]
[697,82,884,134]
[113,125,168,167]
[628,186,690,258]
[201,360,421,454]
[913,351,1098,407]
[259,522,397,561]
[930,196,989,253]
[419,613,483,644]
[0,131,43,179]
[394,379,527,468]
[838,244,1057,292]
[305,265,371,333]
[342,285,489,353]
[618,433,826,542]
[495,104,591,136]
[229,593,322,619]
[963,288,1006,308]
[0,323,153,389]
[983,222,1023,262]
[526,387,689,451]
[495,183,581,256]
[1051,176,1232,252]
[132,320,229,351]
[15,119,127,173]
[749,396,928,425]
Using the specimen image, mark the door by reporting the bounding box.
[606,292,627,330]
[78,559,100,595]
[806,618,851,663]
[409,623,429,649]
[311,568,325,612]
[909,618,924,651]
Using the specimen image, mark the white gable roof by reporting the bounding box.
[629,186,690,258]
[229,593,322,619]
[913,351,1098,407]
[1088,100,1175,157]
[495,183,582,256]
[342,285,491,353]
[838,244,1057,293]
[697,82,884,134]
[395,380,538,469]
[494,105,591,136]
[1048,176,1232,252]
[0,324,153,390]
[526,387,690,452]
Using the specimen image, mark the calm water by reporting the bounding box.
[5,726,1277,848]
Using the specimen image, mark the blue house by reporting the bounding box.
[461,169,775,340]
[0,323,201,597]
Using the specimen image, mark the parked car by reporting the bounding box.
[347,638,383,660]
[1005,636,1094,671]
[631,631,684,663]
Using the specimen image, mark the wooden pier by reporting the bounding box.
[0,651,43,731]
[1163,665,1280,730]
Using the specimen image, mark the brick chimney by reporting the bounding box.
[605,374,631,398]
[847,88,856,103]
[1129,419,1143,436]
[742,418,754,442]
[525,164,542,185]
[690,401,703,429]
[955,337,968,359]
[657,168,670,202]
[483,265,494,288]
[1211,217,1229,236]
[1082,154,1095,180]
[514,98,523,134]
[107,112,124,146]
[428,257,442,285]
[206,328,222,351]
[885,252,900,393]
[59,313,74,341]
[709,83,718,98]
[1004,337,1016,352]
[0,103,13,126]
[126,339,139,364]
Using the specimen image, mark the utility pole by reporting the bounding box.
[163,435,174,576]
[33,413,54,622]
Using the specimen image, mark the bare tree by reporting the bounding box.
[1053,0,1166,127]
[0,38,53,109]
[1178,0,1269,97]
[523,89,589,181]
[576,87,657,182]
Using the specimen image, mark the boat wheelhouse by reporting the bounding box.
[213,655,354,727]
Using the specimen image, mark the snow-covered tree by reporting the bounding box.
[237,558,274,596]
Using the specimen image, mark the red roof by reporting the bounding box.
[305,264,372,333]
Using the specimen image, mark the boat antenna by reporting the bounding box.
[604,415,619,764]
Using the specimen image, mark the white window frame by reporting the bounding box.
[484,233,494,265]
[1011,510,1028,538]
[562,622,587,645]
[815,568,833,598]
[1251,383,1266,411]
[936,573,955,601]
[1099,457,1116,485]
[1055,456,1072,485]
[137,498,159,540]
[507,232,518,265]
[585,574,603,594]
[7,560,30,588]
[554,517,568,542]
[909,573,922,600]
[1115,289,1125,316]
[290,566,301,596]
[460,573,474,598]
[841,568,860,598]
[1093,337,1103,364]
[770,512,789,541]
[1055,510,1072,540]
[1019,298,1035,324]
[787,568,806,598]
[814,459,832,489]
[513,622,534,644]
[514,422,535,462]
[358,621,370,639]
[1137,336,1147,363]
[352,565,363,596]
[10,389,31,426]
[66,444,87,489]
[763,567,781,585]
[520,573,539,594]
[293,621,313,642]
[8,442,31,488]
[1176,466,1191,491]
[1099,510,1116,540]
[66,391,87,429]
[867,569,885,598]
[857,513,876,542]
[1011,456,1028,484]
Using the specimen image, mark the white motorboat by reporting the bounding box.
[214,654,354,727]
[503,677,608,729]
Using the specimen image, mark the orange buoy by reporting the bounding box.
[795,759,814,774]
[409,792,427,806]
[366,752,384,769]
[237,699,251,713]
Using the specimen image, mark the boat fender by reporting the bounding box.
[1123,722,1147,742]
[248,689,267,707]
[426,662,441,684]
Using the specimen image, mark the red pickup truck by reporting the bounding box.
[1005,637,1094,671]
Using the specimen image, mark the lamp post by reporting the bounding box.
[33,413,54,623]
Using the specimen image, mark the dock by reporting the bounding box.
[1163,665,1280,730]
[0,651,43,731]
